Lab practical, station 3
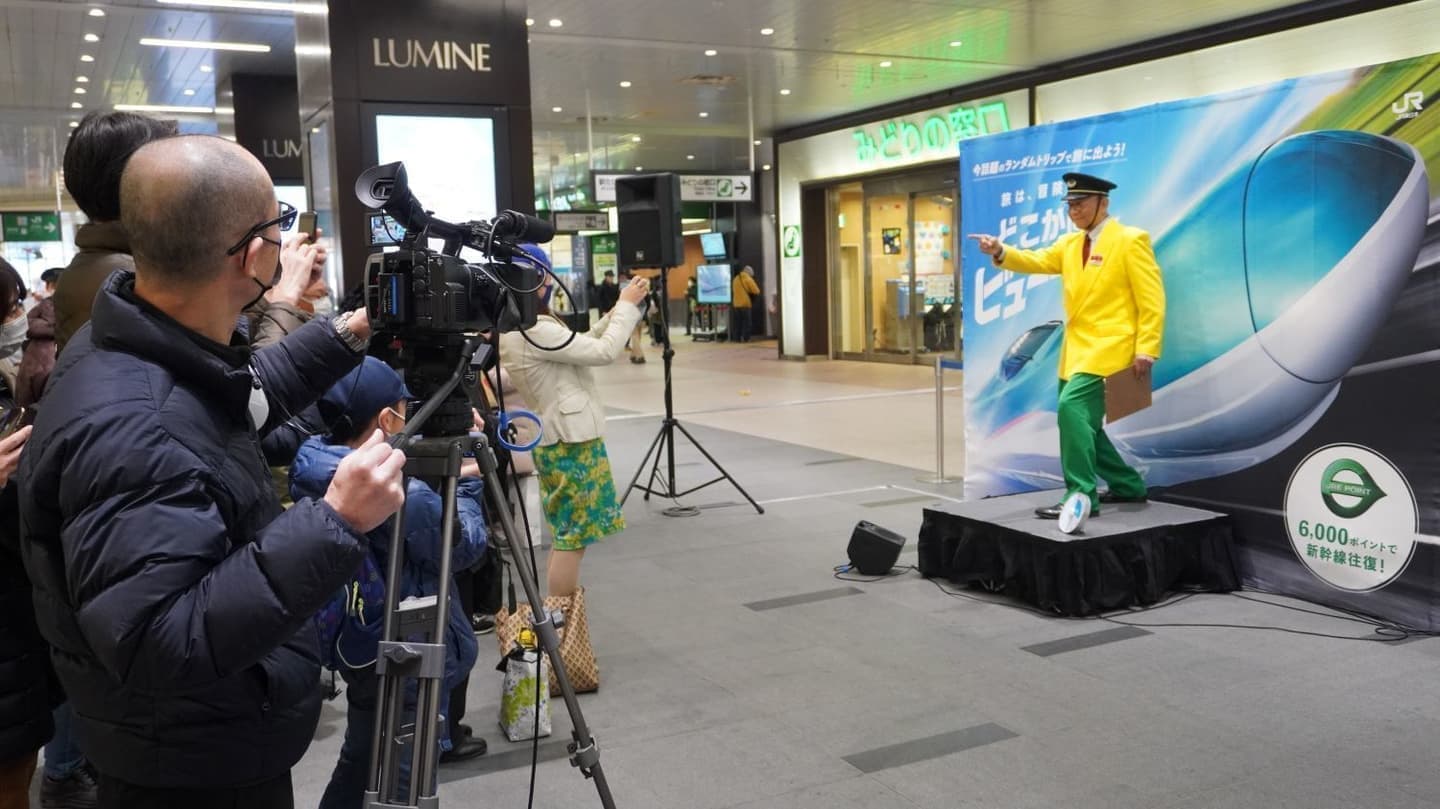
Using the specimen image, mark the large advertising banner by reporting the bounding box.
[960,54,1440,627]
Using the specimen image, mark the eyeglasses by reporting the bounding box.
[226,200,297,256]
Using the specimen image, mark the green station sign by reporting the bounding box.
[2,212,61,242]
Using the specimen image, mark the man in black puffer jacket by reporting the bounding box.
[18,136,408,808]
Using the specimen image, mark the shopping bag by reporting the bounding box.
[497,644,551,742]
[495,587,599,696]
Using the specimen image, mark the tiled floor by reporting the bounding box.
[74,332,1440,807]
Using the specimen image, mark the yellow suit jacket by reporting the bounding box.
[997,218,1165,380]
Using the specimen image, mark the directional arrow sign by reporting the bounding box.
[1,212,61,243]
[593,173,754,203]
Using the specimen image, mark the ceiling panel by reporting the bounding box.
[0,0,1417,209]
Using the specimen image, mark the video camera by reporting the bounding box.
[354,161,552,336]
[354,161,555,435]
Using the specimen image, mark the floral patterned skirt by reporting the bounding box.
[532,438,626,551]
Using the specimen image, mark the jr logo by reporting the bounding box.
[1391,91,1424,120]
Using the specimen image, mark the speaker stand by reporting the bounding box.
[622,267,764,517]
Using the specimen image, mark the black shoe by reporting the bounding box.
[40,764,99,809]
[471,613,495,635]
[1099,491,1148,504]
[439,736,488,764]
[1034,504,1063,519]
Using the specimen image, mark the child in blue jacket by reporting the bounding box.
[291,357,489,808]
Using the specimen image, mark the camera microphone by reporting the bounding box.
[491,211,555,244]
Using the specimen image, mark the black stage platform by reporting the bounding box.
[918,490,1240,616]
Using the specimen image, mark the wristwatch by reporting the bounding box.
[332,310,369,353]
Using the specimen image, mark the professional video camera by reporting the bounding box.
[354,161,555,434]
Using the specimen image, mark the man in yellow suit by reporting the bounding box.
[969,172,1165,526]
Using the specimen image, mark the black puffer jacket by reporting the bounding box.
[0,483,55,763]
[18,272,366,788]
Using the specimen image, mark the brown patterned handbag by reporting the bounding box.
[495,586,599,696]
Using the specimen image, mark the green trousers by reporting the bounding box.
[1057,373,1147,510]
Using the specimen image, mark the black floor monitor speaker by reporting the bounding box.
[616,173,683,269]
[847,520,906,575]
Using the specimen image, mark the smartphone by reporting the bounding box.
[0,406,29,438]
[297,211,318,243]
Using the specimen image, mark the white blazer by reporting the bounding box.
[498,301,643,447]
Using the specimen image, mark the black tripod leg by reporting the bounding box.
[644,423,671,501]
[621,424,666,506]
[672,420,765,515]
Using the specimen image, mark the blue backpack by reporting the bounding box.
[314,550,387,670]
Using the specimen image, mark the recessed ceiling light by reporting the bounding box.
[154,0,326,12]
[200,64,213,72]
[525,18,534,26]
[948,40,962,47]
[84,33,100,42]
[70,120,80,127]
[114,104,216,114]
[762,164,772,171]
[779,88,791,95]
[879,60,892,68]
[631,136,641,142]
[619,80,631,88]
[686,154,695,160]
[635,166,643,171]
[753,139,762,145]
[311,127,320,133]
[547,18,562,27]
[183,89,196,95]
[73,87,87,94]
[698,112,709,118]
[552,106,563,113]
[76,76,89,83]
[80,54,95,62]
[88,8,105,16]
[139,37,272,53]
[704,49,717,56]
[760,27,774,36]
[70,102,83,109]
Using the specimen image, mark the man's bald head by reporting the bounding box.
[120,135,275,285]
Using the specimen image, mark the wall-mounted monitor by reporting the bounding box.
[696,263,732,304]
[700,231,728,259]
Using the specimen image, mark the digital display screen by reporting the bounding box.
[368,214,407,247]
[700,232,727,259]
[696,264,731,304]
[374,114,498,253]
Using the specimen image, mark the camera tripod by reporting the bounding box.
[365,336,615,809]
[621,267,764,516]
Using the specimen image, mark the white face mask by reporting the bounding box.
[310,296,335,317]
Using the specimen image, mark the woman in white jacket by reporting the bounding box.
[498,245,649,597]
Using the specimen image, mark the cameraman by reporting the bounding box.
[19,136,405,808]
[499,245,646,602]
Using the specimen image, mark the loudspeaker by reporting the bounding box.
[847,520,906,575]
[616,173,683,269]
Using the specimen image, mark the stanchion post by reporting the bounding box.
[918,355,957,484]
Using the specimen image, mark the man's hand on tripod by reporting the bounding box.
[324,429,407,532]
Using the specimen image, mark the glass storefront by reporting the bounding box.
[828,167,959,364]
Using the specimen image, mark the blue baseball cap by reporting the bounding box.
[319,357,411,433]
